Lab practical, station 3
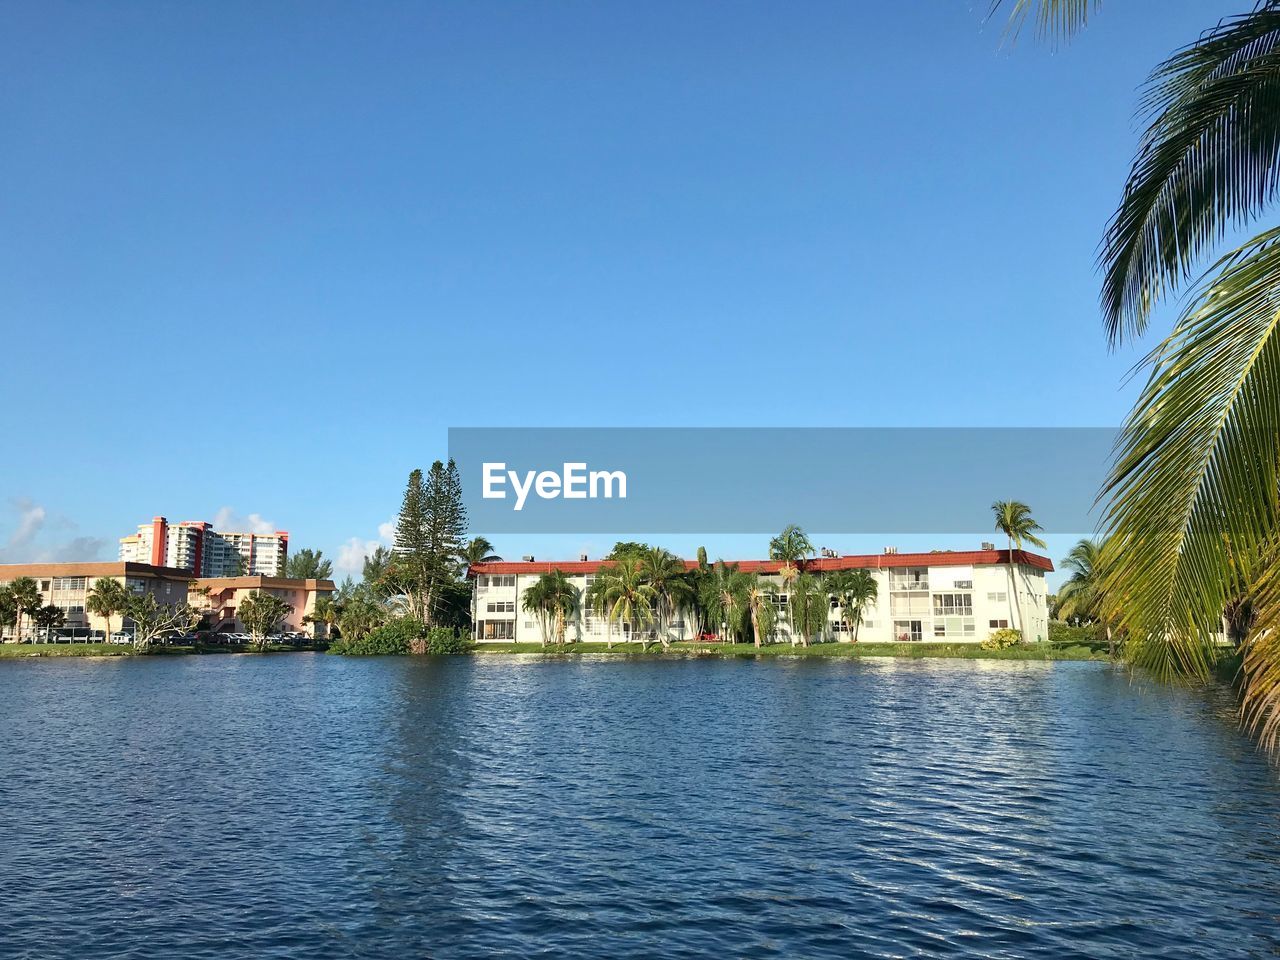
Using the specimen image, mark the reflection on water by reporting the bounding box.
[1,655,1278,958]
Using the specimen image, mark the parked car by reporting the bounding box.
[108,632,134,645]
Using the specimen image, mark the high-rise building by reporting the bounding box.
[119,517,289,577]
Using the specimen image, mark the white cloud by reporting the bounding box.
[335,519,396,576]
[9,498,45,552]
[0,498,107,563]
[213,507,277,535]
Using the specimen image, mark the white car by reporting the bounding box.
[108,632,134,645]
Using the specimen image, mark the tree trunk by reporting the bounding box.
[751,606,762,648]
[1007,537,1022,638]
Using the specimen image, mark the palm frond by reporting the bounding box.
[1102,227,1280,682]
[1240,535,1280,749]
[988,0,1097,43]
[1101,5,1280,343]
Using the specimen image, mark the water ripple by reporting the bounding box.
[1,655,1278,958]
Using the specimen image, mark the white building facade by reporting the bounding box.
[469,548,1052,645]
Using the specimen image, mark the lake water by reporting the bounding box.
[1,655,1278,958]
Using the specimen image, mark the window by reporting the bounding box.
[932,593,973,617]
[894,620,923,642]
[486,601,515,614]
[987,592,1007,603]
[481,620,515,640]
[989,619,1009,629]
[954,580,973,589]
[52,577,87,591]
[936,617,976,638]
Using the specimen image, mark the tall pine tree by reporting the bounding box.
[392,469,432,620]
[391,461,470,627]
[421,459,468,624]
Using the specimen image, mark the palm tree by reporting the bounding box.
[1057,538,1121,656]
[336,592,386,643]
[700,562,750,644]
[521,570,579,647]
[1056,539,1103,624]
[86,577,130,643]
[744,577,776,649]
[786,573,828,647]
[304,594,340,640]
[992,501,1047,640]
[7,577,40,644]
[584,573,615,648]
[769,524,814,585]
[638,547,695,650]
[988,2,1280,745]
[458,536,501,573]
[594,559,655,650]
[0,586,16,642]
[829,569,878,643]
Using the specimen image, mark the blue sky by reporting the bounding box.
[0,0,1243,585]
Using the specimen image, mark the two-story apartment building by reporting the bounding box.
[0,562,194,640]
[0,563,334,640]
[468,547,1052,644]
[189,576,335,636]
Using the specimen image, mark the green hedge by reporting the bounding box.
[328,620,470,656]
[1048,621,1105,647]
[328,617,419,655]
[426,627,468,654]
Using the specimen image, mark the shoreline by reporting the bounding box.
[0,640,1112,662]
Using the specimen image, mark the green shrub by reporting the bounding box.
[425,627,469,655]
[1048,620,1104,647]
[981,627,1023,650]
[329,617,421,656]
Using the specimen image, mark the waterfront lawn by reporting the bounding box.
[470,641,1111,661]
[0,642,135,658]
[0,641,320,658]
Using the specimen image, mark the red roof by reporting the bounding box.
[469,549,1053,577]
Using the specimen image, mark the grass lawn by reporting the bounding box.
[0,642,320,658]
[470,640,1111,661]
[1,640,1111,663]
[0,642,135,658]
